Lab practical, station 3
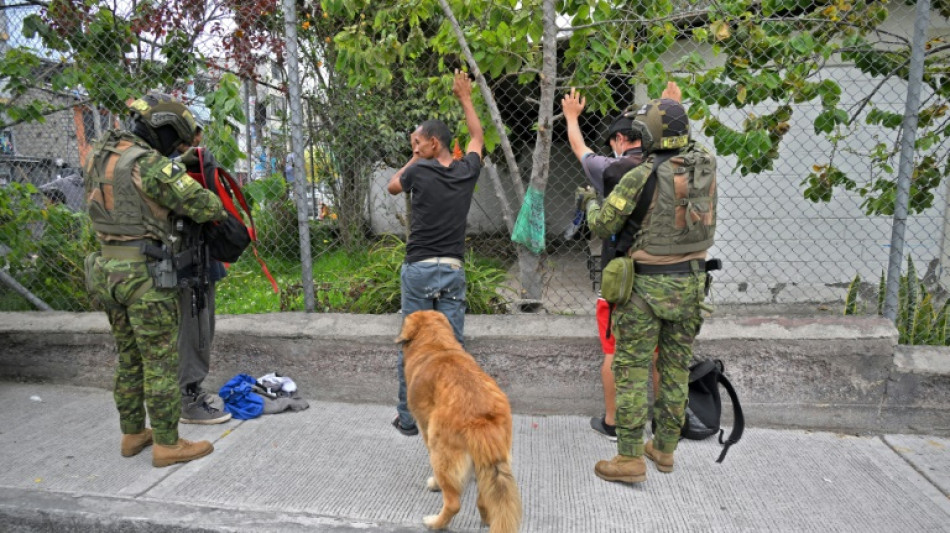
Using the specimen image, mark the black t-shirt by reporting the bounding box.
[400,152,482,262]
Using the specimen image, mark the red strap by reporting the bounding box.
[211,169,242,221]
[253,244,279,293]
[218,169,257,239]
[191,148,279,294]
[211,169,278,293]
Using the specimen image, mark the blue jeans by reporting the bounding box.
[396,260,466,427]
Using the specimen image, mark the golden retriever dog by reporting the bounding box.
[396,310,522,533]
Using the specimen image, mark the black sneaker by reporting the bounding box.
[590,416,617,441]
[391,415,419,436]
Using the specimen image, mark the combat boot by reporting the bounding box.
[152,438,214,468]
[645,440,675,473]
[594,454,646,484]
[120,429,153,457]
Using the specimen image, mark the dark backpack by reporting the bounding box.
[186,148,278,293]
[680,359,744,463]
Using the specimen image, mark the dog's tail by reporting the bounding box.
[470,422,521,533]
[475,459,522,533]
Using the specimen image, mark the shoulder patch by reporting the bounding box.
[162,162,183,177]
[608,195,627,211]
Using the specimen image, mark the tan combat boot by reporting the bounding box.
[594,454,647,484]
[645,440,675,473]
[152,438,214,468]
[120,429,153,457]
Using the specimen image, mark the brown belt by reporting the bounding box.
[101,244,147,261]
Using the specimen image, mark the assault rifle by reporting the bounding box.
[174,218,209,316]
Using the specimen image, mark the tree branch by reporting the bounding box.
[437,0,525,204]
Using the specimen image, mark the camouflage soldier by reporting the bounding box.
[84,93,229,467]
[582,97,717,483]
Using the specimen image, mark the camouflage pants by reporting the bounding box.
[612,272,705,457]
[88,254,181,445]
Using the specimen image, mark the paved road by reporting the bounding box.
[0,383,947,532]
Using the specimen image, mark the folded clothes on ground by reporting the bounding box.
[252,385,310,415]
[257,372,297,396]
[252,372,308,414]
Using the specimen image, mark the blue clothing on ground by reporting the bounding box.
[219,374,264,420]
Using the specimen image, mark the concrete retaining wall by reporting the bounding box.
[1,312,947,435]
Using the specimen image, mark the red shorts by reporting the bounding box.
[596,298,616,355]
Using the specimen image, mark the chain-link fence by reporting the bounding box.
[1,0,947,316]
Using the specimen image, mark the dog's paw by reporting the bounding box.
[426,476,442,492]
[422,515,444,529]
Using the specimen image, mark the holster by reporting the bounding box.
[142,244,178,289]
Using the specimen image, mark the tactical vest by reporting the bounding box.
[637,141,717,255]
[85,130,177,249]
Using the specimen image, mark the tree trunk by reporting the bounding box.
[334,160,370,252]
[514,0,558,306]
[484,156,514,232]
[439,0,560,309]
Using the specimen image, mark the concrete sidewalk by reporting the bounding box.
[1,382,948,532]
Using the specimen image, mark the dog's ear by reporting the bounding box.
[395,313,419,344]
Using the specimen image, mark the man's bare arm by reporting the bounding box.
[453,69,484,158]
[387,155,419,195]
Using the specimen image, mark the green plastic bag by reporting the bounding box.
[511,186,545,254]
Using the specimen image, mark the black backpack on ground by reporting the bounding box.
[679,359,744,463]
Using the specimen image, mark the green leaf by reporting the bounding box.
[867,109,904,128]
[877,270,886,316]
[789,34,815,55]
[844,274,861,315]
[817,80,842,107]
[814,110,838,134]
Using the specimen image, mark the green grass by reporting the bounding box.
[215,249,369,314]
[215,238,510,314]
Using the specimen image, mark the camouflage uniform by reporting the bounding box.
[86,131,227,446]
[586,159,706,457]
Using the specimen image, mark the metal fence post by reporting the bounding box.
[282,0,315,312]
[244,78,253,181]
[884,0,931,322]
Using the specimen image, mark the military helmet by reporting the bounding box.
[128,92,199,147]
[625,98,689,153]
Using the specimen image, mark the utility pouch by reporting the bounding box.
[601,256,635,305]
[83,251,100,293]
